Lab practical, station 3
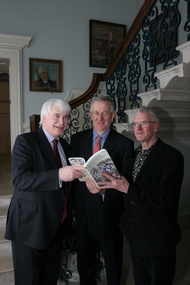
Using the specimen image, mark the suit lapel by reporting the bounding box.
[135,139,164,178]
[103,130,116,154]
[59,137,70,162]
[83,130,94,158]
[37,128,58,168]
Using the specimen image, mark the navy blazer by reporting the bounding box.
[119,138,184,257]
[5,128,71,249]
[71,129,134,239]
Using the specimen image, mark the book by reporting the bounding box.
[68,149,121,187]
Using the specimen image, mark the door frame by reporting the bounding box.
[0,33,32,150]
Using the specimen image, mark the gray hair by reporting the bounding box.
[40,98,71,124]
[90,95,115,112]
[134,106,160,122]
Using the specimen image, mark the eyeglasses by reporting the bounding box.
[92,111,111,117]
[131,121,157,128]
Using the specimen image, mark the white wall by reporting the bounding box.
[0,0,141,122]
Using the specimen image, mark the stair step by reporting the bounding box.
[0,250,13,272]
[0,215,7,227]
[0,270,14,285]
[0,225,6,240]
[0,204,9,217]
[0,196,11,208]
[0,239,11,252]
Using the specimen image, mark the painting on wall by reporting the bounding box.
[89,19,126,68]
[29,58,62,92]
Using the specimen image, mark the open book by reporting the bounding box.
[69,149,121,187]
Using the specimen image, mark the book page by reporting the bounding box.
[77,168,96,182]
[85,149,121,183]
[68,157,98,185]
[68,157,86,166]
[68,149,121,185]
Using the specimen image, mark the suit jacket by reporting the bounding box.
[5,128,71,249]
[71,129,134,239]
[119,138,184,257]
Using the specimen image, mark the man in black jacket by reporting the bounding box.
[4,98,84,285]
[71,95,134,285]
[86,106,184,285]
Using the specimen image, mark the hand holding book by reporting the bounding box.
[85,172,129,194]
[69,149,121,187]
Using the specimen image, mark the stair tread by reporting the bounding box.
[0,251,13,273]
[0,230,6,241]
[0,205,9,216]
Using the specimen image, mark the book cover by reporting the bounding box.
[69,149,121,186]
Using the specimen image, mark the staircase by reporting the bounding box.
[0,195,14,285]
[115,41,190,145]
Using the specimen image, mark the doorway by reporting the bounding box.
[0,77,10,153]
[0,33,32,150]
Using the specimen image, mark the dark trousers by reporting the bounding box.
[130,247,176,285]
[11,224,63,285]
[76,224,123,285]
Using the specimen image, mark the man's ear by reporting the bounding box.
[88,111,92,119]
[111,110,116,121]
[154,121,161,133]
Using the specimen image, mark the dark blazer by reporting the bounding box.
[5,127,71,249]
[71,129,134,239]
[119,138,184,257]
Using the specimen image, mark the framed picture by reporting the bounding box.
[29,58,62,92]
[89,19,126,68]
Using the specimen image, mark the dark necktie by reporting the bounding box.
[53,139,62,167]
[93,135,102,154]
[53,139,67,223]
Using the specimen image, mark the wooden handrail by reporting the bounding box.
[29,114,40,132]
[69,0,158,109]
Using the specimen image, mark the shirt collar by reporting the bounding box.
[42,127,60,143]
[93,129,110,141]
[136,139,158,155]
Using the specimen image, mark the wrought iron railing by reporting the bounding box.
[30,0,189,143]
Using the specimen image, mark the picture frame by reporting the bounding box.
[29,58,62,92]
[89,20,126,68]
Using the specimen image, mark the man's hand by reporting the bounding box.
[85,172,129,194]
[98,172,129,194]
[59,166,85,182]
[85,178,102,194]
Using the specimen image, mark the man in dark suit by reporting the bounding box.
[70,96,134,285]
[4,98,84,285]
[86,106,184,285]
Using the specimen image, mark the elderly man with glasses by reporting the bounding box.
[86,106,184,285]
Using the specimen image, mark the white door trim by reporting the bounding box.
[0,33,32,150]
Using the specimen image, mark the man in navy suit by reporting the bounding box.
[70,96,134,285]
[4,98,84,285]
[86,106,184,285]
